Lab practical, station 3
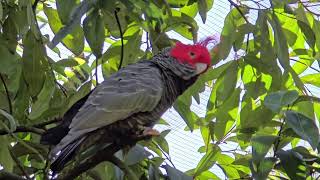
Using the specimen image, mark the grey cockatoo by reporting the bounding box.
[40,40,212,172]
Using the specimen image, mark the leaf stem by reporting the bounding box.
[0,74,12,114]
[114,10,124,70]
[227,0,250,24]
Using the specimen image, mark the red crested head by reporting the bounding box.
[170,37,213,74]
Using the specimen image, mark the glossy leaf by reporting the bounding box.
[44,5,84,55]
[194,145,220,176]
[250,157,277,180]
[277,149,306,180]
[264,90,299,112]
[285,111,319,149]
[164,165,192,180]
[83,10,105,57]
[251,135,278,163]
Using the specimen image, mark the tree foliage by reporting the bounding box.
[0,0,320,179]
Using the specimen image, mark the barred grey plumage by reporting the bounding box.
[41,45,209,172]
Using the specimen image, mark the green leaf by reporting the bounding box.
[219,165,240,179]
[44,4,84,55]
[90,162,116,180]
[56,0,79,24]
[212,89,240,141]
[153,130,170,155]
[164,165,192,180]
[22,30,47,97]
[250,157,277,180]
[194,170,220,180]
[28,76,56,120]
[174,98,199,132]
[194,145,220,176]
[268,13,290,70]
[264,90,299,112]
[277,149,306,180]
[251,135,278,163]
[300,73,320,87]
[218,7,248,60]
[197,0,207,23]
[295,5,316,50]
[124,144,151,165]
[285,110,319,149]
[0,137,13,172]
[168,10,199,42]
[55,58,81,67]
[0,109,16,133]
[148,165,160,180]
[83,10,105,57]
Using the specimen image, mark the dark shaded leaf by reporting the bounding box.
[83,10,105,57]
[250,157,277,180]
[194,145,220,176]
[28,76,55,120]
[124,144,151,165]
[164,165,192,180]
[285,111,319,149]
[56,0,79,24]
[44,4,84,55]
[22,30,47,97]
[264,90,299,112]
[277,149,306,180]
[251,135,278,163]
[0,137,13,172]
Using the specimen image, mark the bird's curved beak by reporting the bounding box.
[195,63,208,74]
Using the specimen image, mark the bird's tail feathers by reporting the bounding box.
[50,137,85,173]
[40,123,69,145]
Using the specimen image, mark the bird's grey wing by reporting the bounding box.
[52,63,163,155]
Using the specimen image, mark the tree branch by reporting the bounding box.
[290,58,320,73]
[33,118,61,128]
[114,10,124,70]
[0,118,62,136]
[300,0,320,16]
[0,126,45,136]
[0,74,12,114]
[227,0,250,24]
[108,155,139,180]
[9,146,31,180]
[57,135,151,180]
[32,0,40,12]
[0,171,25,180]
[95,58,99,84]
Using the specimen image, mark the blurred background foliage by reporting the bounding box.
[0,0,320,179]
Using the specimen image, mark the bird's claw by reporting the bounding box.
[143,127,160,136]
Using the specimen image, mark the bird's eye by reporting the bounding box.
[189,51,196,59]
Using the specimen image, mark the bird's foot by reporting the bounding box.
[143,127,160,136]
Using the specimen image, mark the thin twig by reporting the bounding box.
[0,118,61,135]
[146,32,150,50]
[108,155,139,180]
[290,58,320,73]
[227,0,250,24]
[153,142,176,169]
[55,80,68,97]
[114,10,124,70]
[273,118,285,155]
[9,146,32,180]
[32,0,40,12]
[0,126,45,135]
[33,118,61,128]
[57,135,151,180]
[0,74,12,114]
[0,171,25,180]
[95,58,99,84]
[300,0,320,16]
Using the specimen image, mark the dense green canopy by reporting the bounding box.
[0,0,320,179]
